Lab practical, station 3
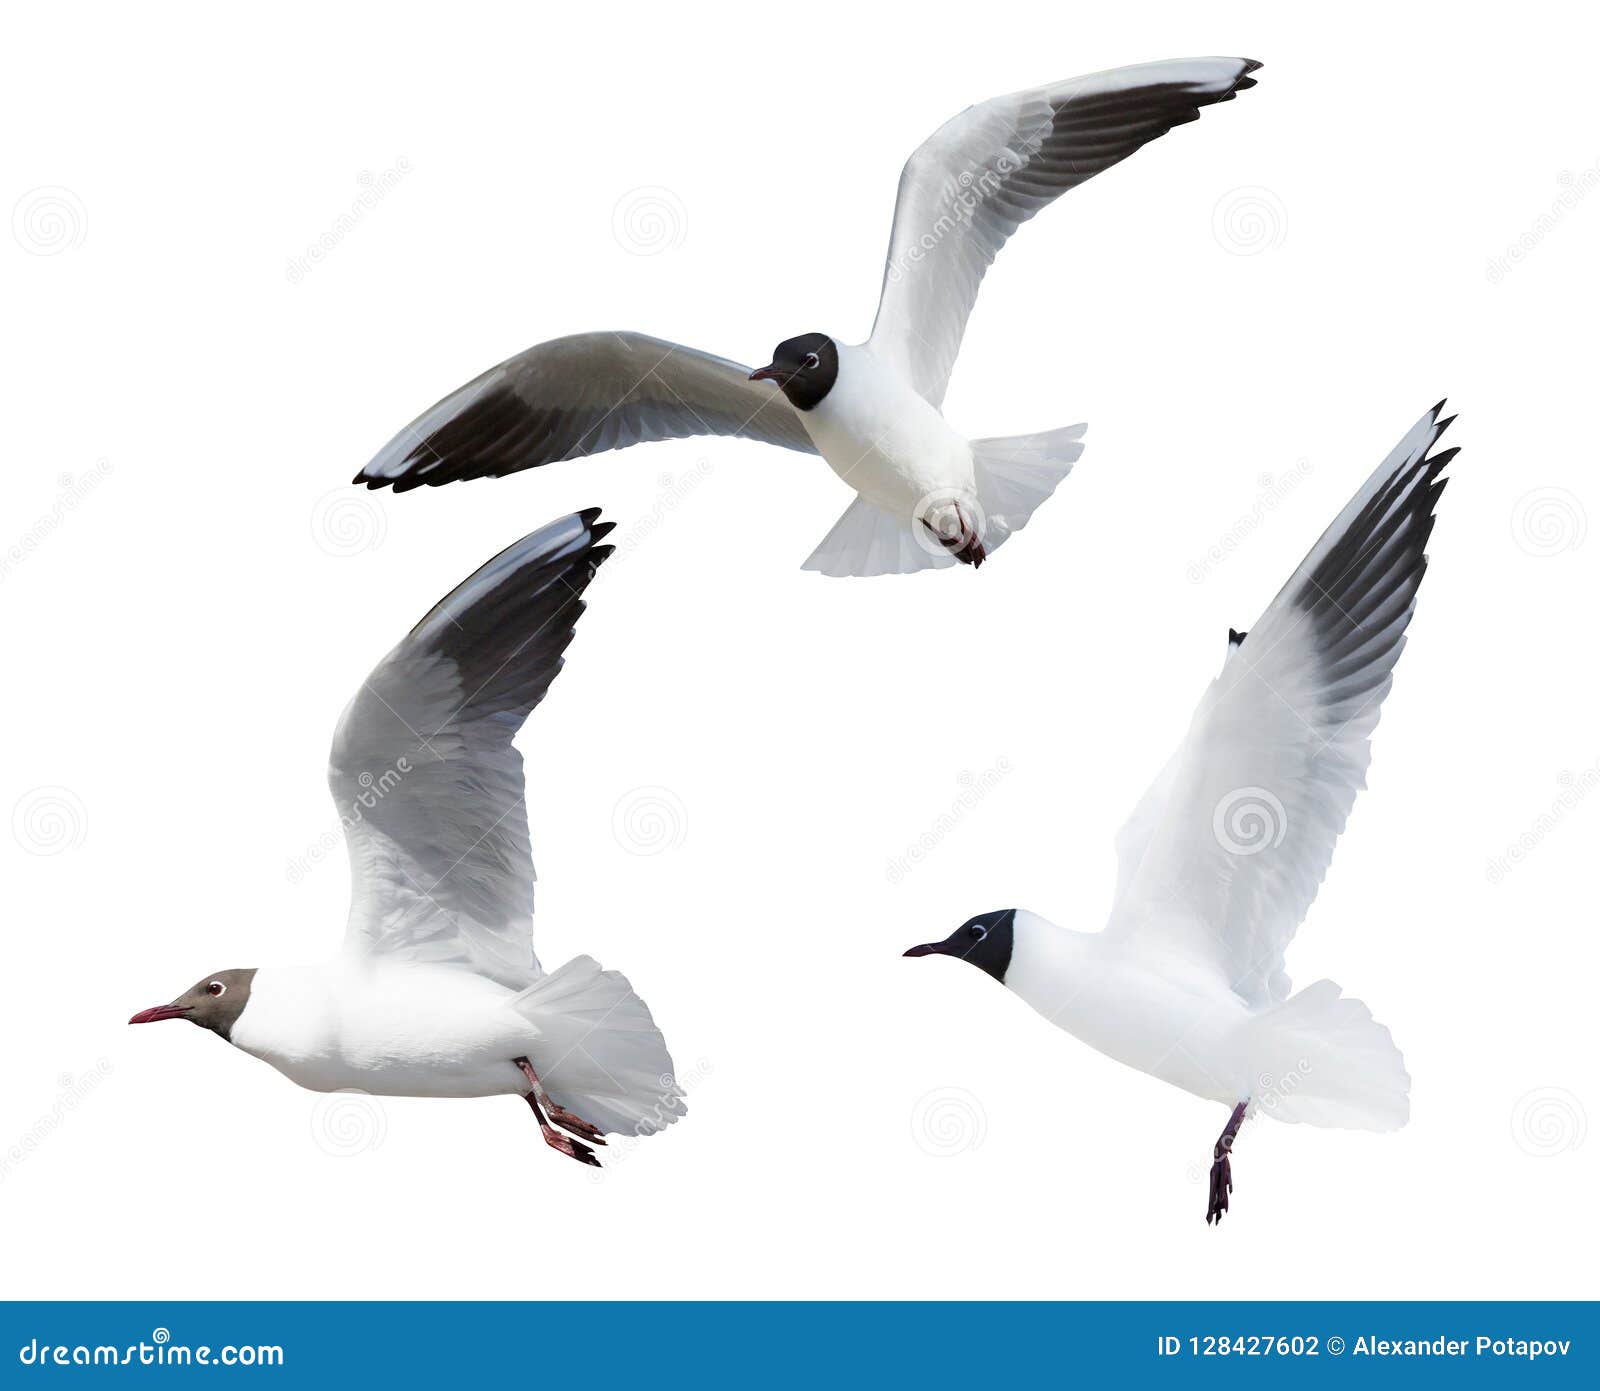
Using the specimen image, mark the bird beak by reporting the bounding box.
[128,1003,192,1024]
[749,363,787,384]
[902,943,937,958]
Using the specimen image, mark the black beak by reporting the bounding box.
[749,362,788,384]
[903,943,939,958]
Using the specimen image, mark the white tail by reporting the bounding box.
[513,955,686,1137]
[1237,980,1410,1131]
[801,422,1085,577]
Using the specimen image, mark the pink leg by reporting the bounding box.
[514,1056,604,1167]
[1206,1101,1248,1226]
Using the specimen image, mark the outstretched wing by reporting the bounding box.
[329,510,612,987]
[869,57,1259,407]
[1106,404,1457,1006]
[356,332,816,492]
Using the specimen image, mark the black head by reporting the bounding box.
[129,968,257,1040]
[749,333,837,410]
[903,909,1015,984]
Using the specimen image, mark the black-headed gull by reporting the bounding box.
[905,404,1457,1222]
[130,510,683,1166]
[355,58,1259,576]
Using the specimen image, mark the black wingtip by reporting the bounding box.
[576,505,604,529]
[1430,398,1448,418]
[1228,627,1248,648]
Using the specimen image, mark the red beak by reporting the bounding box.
[128,1003,192,1024]
[749,363,787,384]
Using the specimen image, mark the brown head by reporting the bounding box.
[129,968,257,1040]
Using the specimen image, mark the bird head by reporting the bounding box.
[749,333,838,410]
[903,908,1016,985]
[129,968,257,1039]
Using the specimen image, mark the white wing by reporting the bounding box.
[1107,405,1457,1006]
[869,57,1259,407]
[356,332,816,492]
[329,509,612,987]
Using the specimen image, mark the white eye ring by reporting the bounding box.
[803,352,820,370]
[207,980,227,997]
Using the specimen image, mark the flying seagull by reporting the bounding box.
[905,404,1457,1222]
[130,510,683,1165]
[355,58,1260,576]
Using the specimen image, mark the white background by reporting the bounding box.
[3,1,1596,1299]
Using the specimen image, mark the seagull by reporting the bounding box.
[355,58,1260,576]
[130,510,683,1166]
[904,404,1457,1223]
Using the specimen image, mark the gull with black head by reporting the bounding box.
[356,59,1260,575]
[906,405,1458,1222]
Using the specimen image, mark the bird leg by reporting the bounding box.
[514,1056,606,1163]
[919,504,987,568]
[1206,1101,1248,1225]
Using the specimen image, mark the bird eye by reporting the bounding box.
[803,352,820,370]
[207,981,226,997]
[969,925,987,940]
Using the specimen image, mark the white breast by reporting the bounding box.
[800,343,972,511]
[228,961,537,1098]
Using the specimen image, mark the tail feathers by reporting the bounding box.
[1240,980,1410,1132]
[800,422,1084,578]
[513,955,686,1137]
[801,498,959,577]
[970,423,1085,543]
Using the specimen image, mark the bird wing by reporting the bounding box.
[328,510,612,987]
[1105,405,1456,1007]
[356,331,816,492]
[868,57,1259,408]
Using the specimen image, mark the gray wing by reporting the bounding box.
[329,509,612,987]
[869,57,1260,408]
[356,331,816,492]
[1106,406,1456,1007]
